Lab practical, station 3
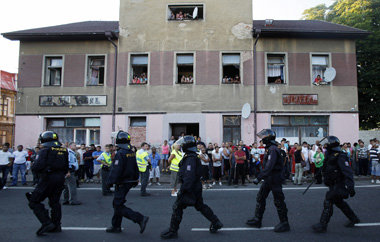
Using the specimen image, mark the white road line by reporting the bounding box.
[355,223,380,227]
[192,227,274,232]
[62,227,108,231]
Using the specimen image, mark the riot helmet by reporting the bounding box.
[115,131,131,150]
[39,131,62,148]
[175,136,197,153]
[320,136,340,152]
[257,129,276,146]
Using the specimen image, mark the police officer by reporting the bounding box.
[26,131,68,236]
[106,131,149,233]
[247,129,290,233]
[161,136,223,239]
[312,136,359,233]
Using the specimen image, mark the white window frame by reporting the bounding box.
[128,53,150,85]
[42,55,65,87]
[310,52,332,86]
[173,52,196,85]
[265,52,288,85]
[84,54,107,87]
[220,52,243,85]
[166,3,206,22]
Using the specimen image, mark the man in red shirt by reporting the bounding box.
[234,145,246,187]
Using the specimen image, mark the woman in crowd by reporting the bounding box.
[313,146,325,184]
[199,147,212,189]
[212,146,223,186]
[161,140,170,173]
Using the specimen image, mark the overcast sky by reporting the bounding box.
[0,0,335,73]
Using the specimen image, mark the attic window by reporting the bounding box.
[168,5,204,21]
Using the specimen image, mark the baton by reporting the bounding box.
[303,167,322,195]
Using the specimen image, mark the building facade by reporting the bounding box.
[2,0,368,148]
[0,70,17,147]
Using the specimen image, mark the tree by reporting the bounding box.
[303,0,380,130]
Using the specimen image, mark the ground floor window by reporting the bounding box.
[46,117,100,145]
[223,115,241,144]
[271,116,328,144]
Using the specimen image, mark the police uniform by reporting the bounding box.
[106,131,149,234]
[27,131,68,236]
[312,136,359,233]
[100,151,112,195]
[161,136,223,239]
[248,129,290,233]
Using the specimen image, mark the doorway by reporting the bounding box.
[170,123,199,139]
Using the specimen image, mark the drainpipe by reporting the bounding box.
[105,32,118,133]
[253,28,261,142]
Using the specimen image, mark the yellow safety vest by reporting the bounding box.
[170,150,183,172]
[136,150,149,172]
[101,152,112,168]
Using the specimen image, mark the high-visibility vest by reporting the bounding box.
[101,152,112,168]
[170,150,183,172]
[136,150,149,172]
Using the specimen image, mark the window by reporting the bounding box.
[271,116,328,144]
[130,54,148,84]
[267,54,286,84]
[46,117,100,145]
[86,56,105,86]
[44,57,62,86]
[177,54,194,84]
[223,116,241,144]
[222,54,241,84]
[311,54,330,85]
[168,5,204,21]
[130,117,146,127]
[0,97,8,117]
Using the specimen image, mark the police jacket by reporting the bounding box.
[323,151,354,189]
[108,147,139,185]
[257,143,283,181]
[178,152,202,193]
[31,146,69,174]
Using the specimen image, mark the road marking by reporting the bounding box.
[355,223,380,227]
[62,227,108,231]
[192,227,274,231]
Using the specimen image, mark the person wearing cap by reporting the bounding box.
[26,131,69,236]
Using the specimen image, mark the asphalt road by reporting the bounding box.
[1,181,379,242]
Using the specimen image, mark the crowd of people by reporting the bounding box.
[222,75,240,84]
[180,75,194,84]
[131,72,148,84]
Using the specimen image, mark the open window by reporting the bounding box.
[222,54,240,84]
[267,54,286,84]
[44,57,62,86]
[86,56,105,86]
[168,5,204,21]
[311,54,330,85]
[130,54,148,85]
[130,117,146,127]
[177,54,194,84]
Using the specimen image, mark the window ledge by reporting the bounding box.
[267,83,287,85]
[130,83,148,85]
[222,82,241,84]
[177,82,194,84]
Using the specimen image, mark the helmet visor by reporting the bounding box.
[174,137,185,147]
[257,129,271,139]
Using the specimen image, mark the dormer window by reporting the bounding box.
[168,5,204,21]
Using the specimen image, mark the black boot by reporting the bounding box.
[335,200,360,228]
[274,221,290,232]
[106,227,122,233]
[246,217,262,228]
[313,200,333,233]
[209,220,223,233]
[48,224,62,233]
[274,199,289,232]
[36,222,55,236]
[344,218,360,228]
[138,216,149,234]
[160,228,178,239]
[312,223,327,233]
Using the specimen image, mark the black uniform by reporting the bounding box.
[313,150,359,231]
[248,143,289,231]
[28,146,69,232]
[168,153,221,233]
[108,147,145,229]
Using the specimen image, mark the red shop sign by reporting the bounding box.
[282,94,318,105]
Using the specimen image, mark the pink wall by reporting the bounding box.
[146,114,164,145]
[100,115,113,147]
[115,114,126,131]
[205,114,221,144]
[18,55,43,87]
[117,52,128,86]
[329,113,359,144]
[150,52,174,85]
[332,53,357,86]
[14,116,42,148]
[63,55,85,87]
[196,51,220,85]
[242,115,255,144]
[288,53,310,86]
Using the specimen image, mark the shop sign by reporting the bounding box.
[282,94,318,105]
[39,95,107,107]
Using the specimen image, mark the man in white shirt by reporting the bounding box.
[11,145,29,186]
[301,142,310,173]
[0,144,14,189]
[76,144,86,182]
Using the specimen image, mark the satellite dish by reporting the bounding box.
[193,7,198,19]
[242,103,251,119]
[324,67,336,83]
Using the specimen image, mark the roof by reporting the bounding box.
[252,20,370,39]
[0,70,17,92]
[2,21,119,41]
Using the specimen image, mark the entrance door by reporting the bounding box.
[170,123,199,139]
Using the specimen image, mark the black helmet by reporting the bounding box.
[322,136,341,152]
[257,129,276,146]
[39,131,61,148]
[115,131,131,149]
[175,136,197,153]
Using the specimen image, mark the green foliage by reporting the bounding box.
[303,0,380,129]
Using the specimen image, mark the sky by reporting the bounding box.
[0,0,335,73]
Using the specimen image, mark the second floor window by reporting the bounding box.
[267,54,286,84]
[312,54,330,85]
[222,54,241,84]
[131,54,148,85]
[177,54,194,84]
[44,57,62,86]
[86,56,105,86]
[168,5,204,21]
